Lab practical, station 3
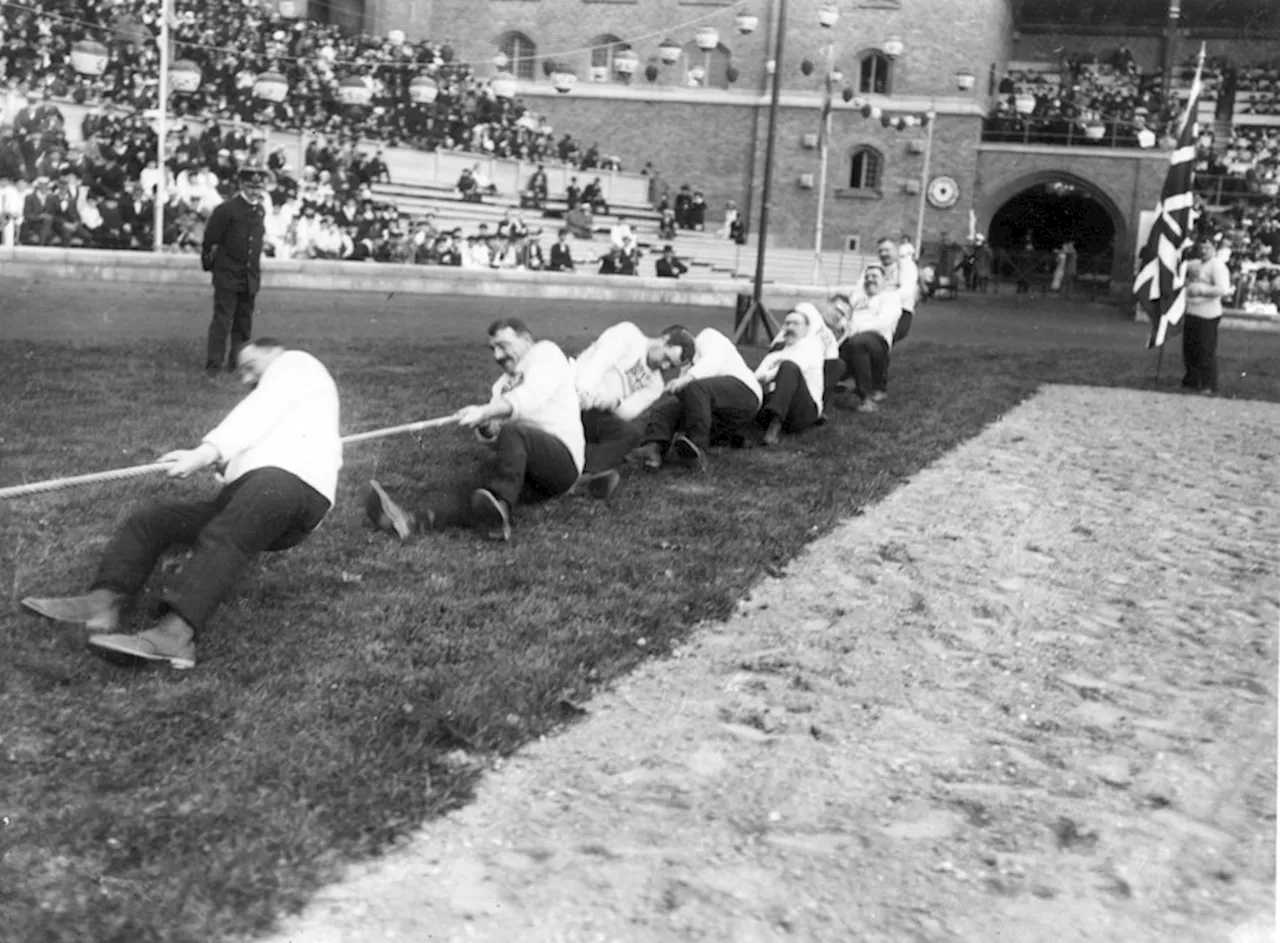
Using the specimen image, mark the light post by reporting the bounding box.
[736,0,788,345]
[153,0,173,252]
[811,2,839,284]
[913,109,935,253]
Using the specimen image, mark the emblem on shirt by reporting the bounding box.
[621,361,651,396]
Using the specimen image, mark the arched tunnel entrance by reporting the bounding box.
[983,172,1127,295]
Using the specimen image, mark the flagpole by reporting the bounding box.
[153,0,171,253]
[1136,40,1206,353]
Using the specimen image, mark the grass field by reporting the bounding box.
[2,319,1279,943]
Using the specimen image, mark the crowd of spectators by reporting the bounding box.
[1199,200,1280,313]
[1232,64,1280,117]
[0,0,626,171]
[0,86,687,277]
[1189,69,1280,312]
[0,0,654,263]
[984,48,1190,147]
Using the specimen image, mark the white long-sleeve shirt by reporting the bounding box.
[1185,257,1232,320]
[202,350,342,504]
[489,340,585,472]
[572,322,662,421]
[848,290,903,347]
[755,334,827,415]
[897,254,919,313]
[685,328,762,405]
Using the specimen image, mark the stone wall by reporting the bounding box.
[367,0,1012,101]
[973,146,1171,283]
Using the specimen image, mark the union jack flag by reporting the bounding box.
[1134,49,1205,350]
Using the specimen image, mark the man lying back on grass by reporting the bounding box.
[21,338,342,669]
[365,317,586,543]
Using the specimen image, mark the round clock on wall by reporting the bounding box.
[927,175,960,209]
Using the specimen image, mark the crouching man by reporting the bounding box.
[365,317,584,543]
[21,338,341,669]
[632,325,761,472]
[754,305,828,446]
[569,321,695,497]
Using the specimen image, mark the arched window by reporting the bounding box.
[682,40,731,89]
[590,34,628,82]
[858,51,893,95]
[849,146,883,190]
[497,31,536,81]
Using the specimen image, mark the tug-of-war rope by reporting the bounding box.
[0,415,459,501]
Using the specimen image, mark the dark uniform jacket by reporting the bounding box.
[548,242,574,271]
[202,193,266,294]
[655,256,689,279]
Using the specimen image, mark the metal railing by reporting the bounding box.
[981,117,1166,149]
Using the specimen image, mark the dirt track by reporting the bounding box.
[253,384,1278,943]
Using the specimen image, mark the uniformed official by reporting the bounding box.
[201,162,270,376]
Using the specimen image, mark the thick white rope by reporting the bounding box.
[0,415,459,501]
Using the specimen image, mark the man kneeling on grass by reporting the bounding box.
[21,338,341,669]
[569,321,696,498]
[365,317,584,543]
[631,324,761,473]
[754,304,828,446]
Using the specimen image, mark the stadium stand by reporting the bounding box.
[983,54,1193,148]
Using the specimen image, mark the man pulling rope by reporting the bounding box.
[21,337,341,670]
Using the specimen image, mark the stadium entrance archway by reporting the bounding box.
[983,171,1123,293]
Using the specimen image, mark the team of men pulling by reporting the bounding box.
[19,237,916,670]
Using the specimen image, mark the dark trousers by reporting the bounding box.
[20,218,53,246]
[840,333,891,397]
[642,377,759,451]
[91,468,330,634]
[893,310,913,345]
[488,421,579,507]
[208,282,256,371]
[822,359,848,401]
[582,408,643,474]
[760,361,820,433]
[416,421,578,527]
[1181,314,1220,393]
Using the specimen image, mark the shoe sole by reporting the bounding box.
[470,490,511,541]
[20,596,120,631]
[586,472,620,500]
[368,480,413,540]
[86,635,195,670]
[671,436,707,472]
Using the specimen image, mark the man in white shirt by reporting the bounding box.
[632,325,761,472]
[463,231,493,269]
[754,305,827,446]
[366,318,585,543]
[21,339,341,669]
[876,236,917,343]
[835,265,903,412]
[609,216,634,249]
[0,175,26,246]
[570,322,696,496]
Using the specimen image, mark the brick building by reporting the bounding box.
[288,0,1276,288]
